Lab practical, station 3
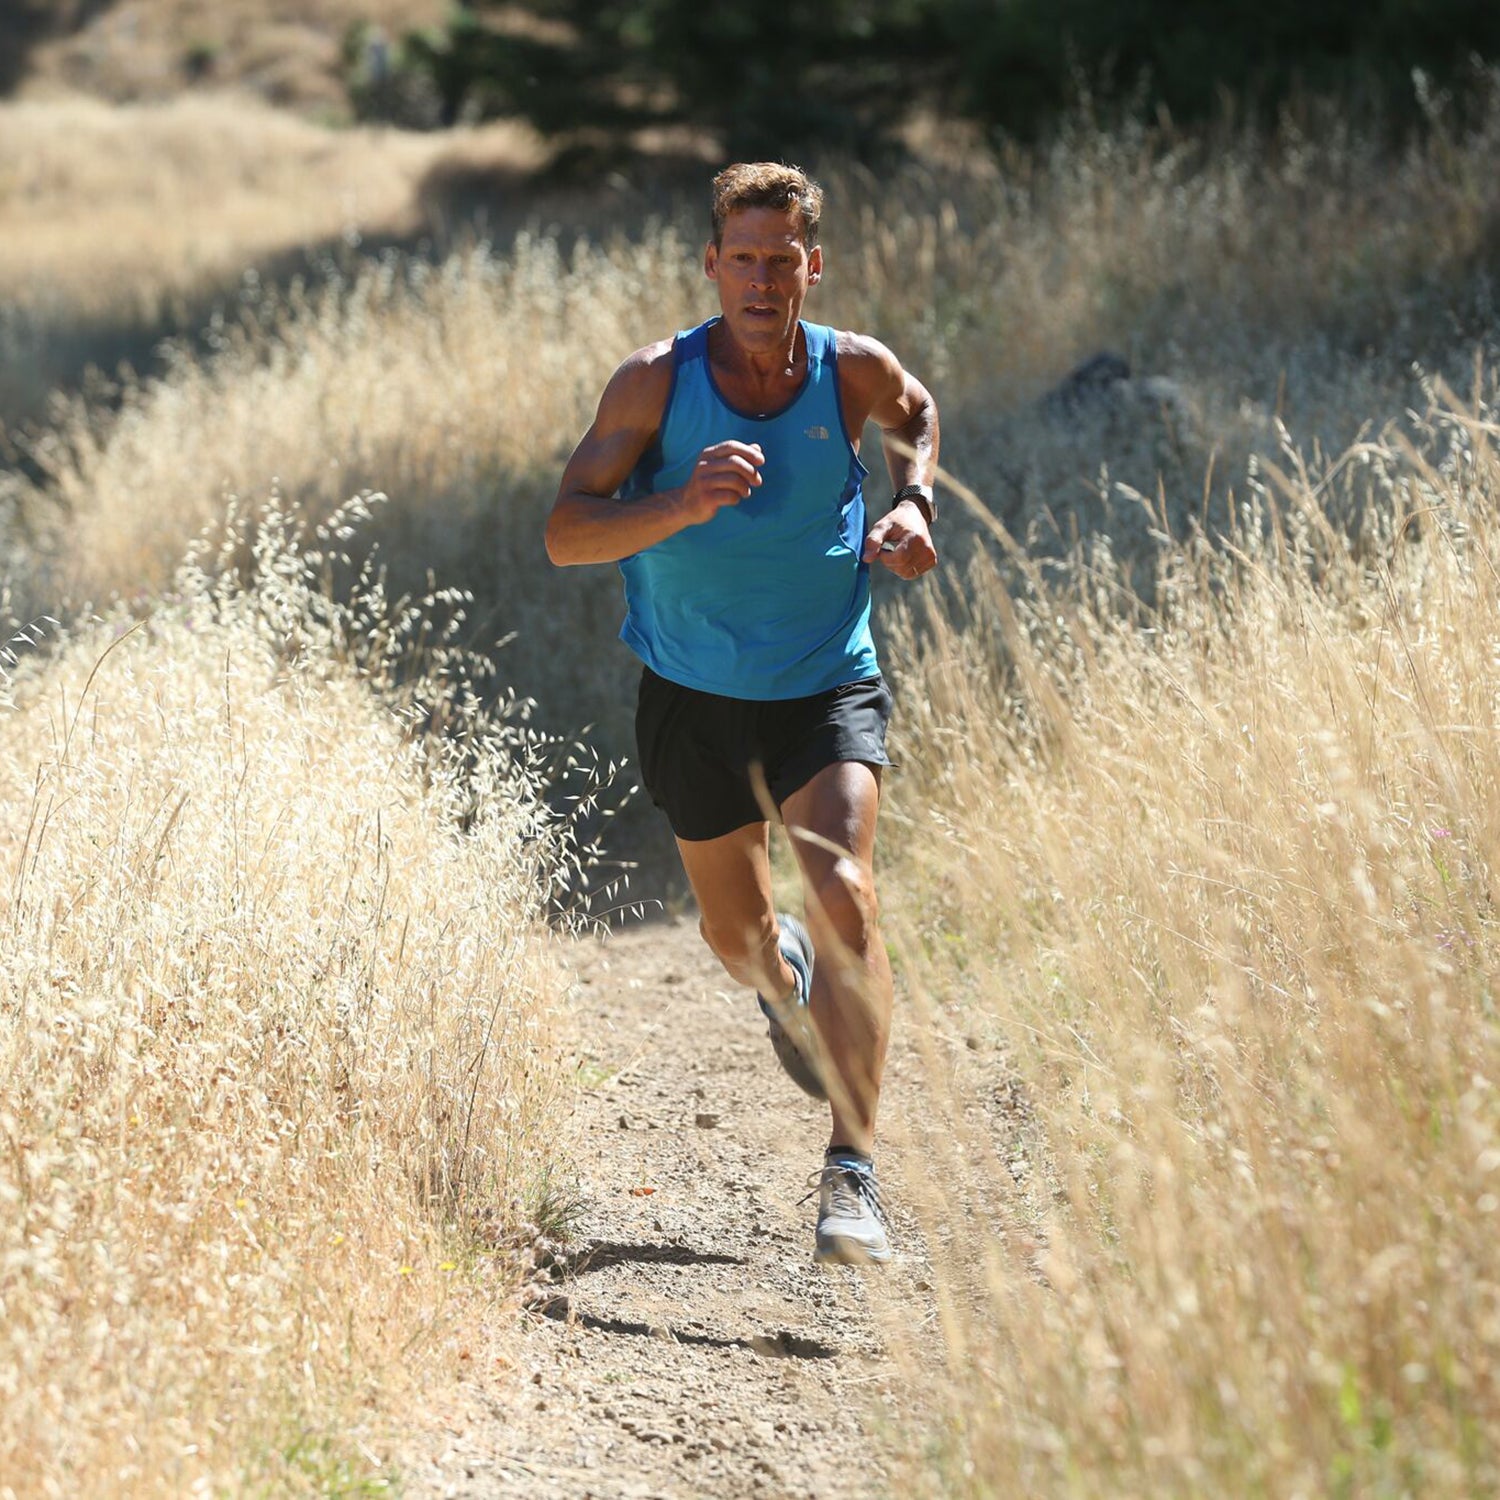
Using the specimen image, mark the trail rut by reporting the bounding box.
[407,914,943,1500]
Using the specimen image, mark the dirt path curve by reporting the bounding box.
[409,914,942,1500]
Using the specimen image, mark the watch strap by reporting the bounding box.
[892,482,935,524]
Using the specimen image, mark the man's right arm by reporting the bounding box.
[545,343,765,567]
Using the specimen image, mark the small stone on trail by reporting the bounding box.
[521,1287,573,1322]
[694,1112,721,1128]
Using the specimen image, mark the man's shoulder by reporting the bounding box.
[615,336,679,384]
[600,336,679,425]
[831,328,900,368]
[830,329,905,399]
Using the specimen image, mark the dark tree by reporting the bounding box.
[409,1,945,159]
[409,0,1500,154]
[0,1,114,95]
[942,0,1500,137]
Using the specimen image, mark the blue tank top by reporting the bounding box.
[617,317,876,700]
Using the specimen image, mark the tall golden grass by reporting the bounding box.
[0,500,580,1494]
[885,383,1500,1496]
[3,80,1500,1497]
[0,95,547,422]
[8,88,1497,800]
[0,95,435,303]
[11,84,1498,595]
[9,230,698,612]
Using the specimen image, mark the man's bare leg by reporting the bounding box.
[675,771,893,1264]
[673,766,891,1153]
[675,820,798,1007]
[779,762,892,1158]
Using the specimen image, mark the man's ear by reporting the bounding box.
[704,241,719,281]
[807,244,823,286]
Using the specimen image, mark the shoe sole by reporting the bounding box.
[764,1008,827,1100]
[758,913,828,1101]
[813,1237,892,1267]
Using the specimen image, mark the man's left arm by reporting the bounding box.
[843,335,940,580]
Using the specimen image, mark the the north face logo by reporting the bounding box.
[805,425,829,440]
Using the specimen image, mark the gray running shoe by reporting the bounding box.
[756,912,827,1101]
[810,1152,892,1265]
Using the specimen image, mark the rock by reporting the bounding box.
[1040,350,1132,416]
[521,1287,573,1323]
[1040,351,1193,429]
[694,1112,721,1128]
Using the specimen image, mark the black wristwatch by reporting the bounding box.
[892,483,935,525]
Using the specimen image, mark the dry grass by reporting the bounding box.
[10,84,1498,593]
[830,99,1500,587]
[0,95,549,423]
[6,92,1496,824]
[17,0,449,113]
[3,79,1500,1496]
[0,95,437,306]
[0,499,584,1495]
[884,381,1500,1497]
[1,207,707,874]
[10,231,697,609]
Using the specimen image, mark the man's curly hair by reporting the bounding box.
[710,162,823,248]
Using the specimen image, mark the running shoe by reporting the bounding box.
[810,1150,892,1265]
[756,911,827,1100]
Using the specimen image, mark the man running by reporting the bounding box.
[546,162,939,1265]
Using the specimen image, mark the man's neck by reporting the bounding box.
[708,320,805,410]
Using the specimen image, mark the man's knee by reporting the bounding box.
[808,855,880,947]
[698,908,779,975]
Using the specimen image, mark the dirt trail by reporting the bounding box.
[408,914,945,1500]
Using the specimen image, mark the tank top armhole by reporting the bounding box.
[659,319,716,442]
[822,327,861,459]
[660,326,691,424]
[630,325,696,495]
[623,332,691,500]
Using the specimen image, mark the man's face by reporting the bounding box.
[705,207,823,353]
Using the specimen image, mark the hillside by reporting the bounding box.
[8,0,446,115]
[2,26,1500,1498]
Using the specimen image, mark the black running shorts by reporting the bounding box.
[635,667,895,842]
